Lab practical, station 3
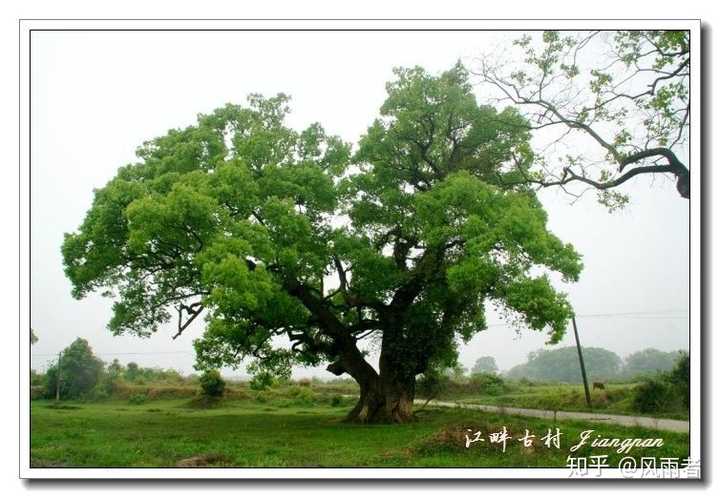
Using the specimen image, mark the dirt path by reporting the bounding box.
[418,399,689,433]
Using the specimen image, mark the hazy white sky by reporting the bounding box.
[30,30,689,377]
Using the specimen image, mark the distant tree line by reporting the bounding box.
[483,347,685,383]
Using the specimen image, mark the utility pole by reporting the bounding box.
[572,315,592,408]
[55,351,62,402]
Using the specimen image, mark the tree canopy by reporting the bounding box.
[476,30,690,209]
[471,356,499,374]
[62,63,582,422]
[45,338,104,399]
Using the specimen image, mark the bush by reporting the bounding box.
[632,353,690,414]
[93,368,121,399]
[87,383,111,401]
[30,370,45,386]
[249,371,275,391]
[632,378,671,413]
[667,352,689,408]
[468,372,506,396]
[518,377,536,387]
[128,393,148,405]
[292,386,315,404]
[330,395,342,407]
[199,370,226,398]
[416,369,450,402]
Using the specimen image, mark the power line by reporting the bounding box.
[574,310,688,318]
[483,309,688,328]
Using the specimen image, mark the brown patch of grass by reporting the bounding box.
[183,396,224,409]
[44,404,82,410]
[224,388,251,400]
[592,390,610,406]
[30,457,66,467]
[175,453,231,467]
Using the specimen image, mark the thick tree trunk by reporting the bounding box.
[327,342,416,424]
[344,379,383,423]
[335,334,417,424]
[378,373,416,423]
[344,373,415,424]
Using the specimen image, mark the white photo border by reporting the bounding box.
[18,18,703,480]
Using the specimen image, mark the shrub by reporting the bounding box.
[468,372,506,396]
[199,370,226,398]
[518,377,536,387]
[30,370,45,386]
[632,378,670,413]
[632,352,690,414]
[87,383,111,401]
[667,352,689,408]
[293,386,315,404]
[330,395,342,407]
[249,371,275,391]
[128,393,147,405]
[93,368,121,399]
[416,368,450,402]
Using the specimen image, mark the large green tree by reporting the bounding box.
[63,64,582,422]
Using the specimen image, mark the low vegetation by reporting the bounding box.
[30,349,690,468]
[631,352,689,415]
[31,341,689,422]
[30,396,688,468]
[199,370,226,398]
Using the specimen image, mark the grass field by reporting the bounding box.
[30,396,689,468]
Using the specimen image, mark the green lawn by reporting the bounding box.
[30,397,689,468]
